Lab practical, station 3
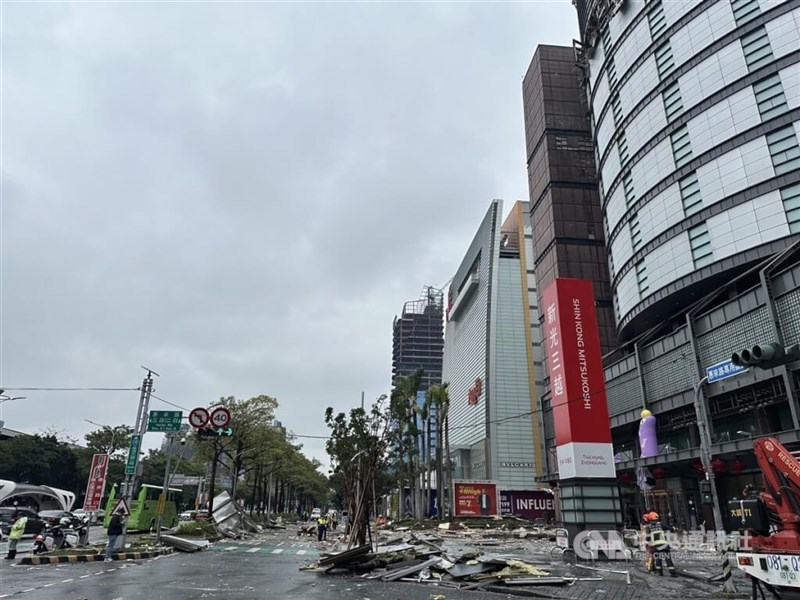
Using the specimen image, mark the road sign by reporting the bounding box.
[125,434,142,475]
[147,410,183,432]
[197,427,234,438]
[210,407,231,429]
[157,493,166,516]
[189,407,210,429]
[706,359,748,384]
[112,498,130,516]
[83,454,110,512]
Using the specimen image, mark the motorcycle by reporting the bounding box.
[32,518,83,554]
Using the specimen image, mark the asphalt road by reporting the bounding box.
[0,528,747,600]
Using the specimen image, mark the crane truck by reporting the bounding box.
[730,437,800,599]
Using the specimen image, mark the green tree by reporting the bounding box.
[390,369,424,518]
[426,383,450,520]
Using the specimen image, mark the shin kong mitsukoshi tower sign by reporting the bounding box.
[542,278,615,479]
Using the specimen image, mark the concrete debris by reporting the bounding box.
[159,535,210,553]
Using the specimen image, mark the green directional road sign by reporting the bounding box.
[147,410,183,432]
[125,434,142,475]
[197,427,234,438]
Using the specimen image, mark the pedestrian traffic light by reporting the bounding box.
[700,481,713,504]
[731,342,800,369]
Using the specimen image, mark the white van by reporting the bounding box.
[310,508,321,520]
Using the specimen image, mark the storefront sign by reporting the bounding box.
[453,481,499,517]
[467,378,482,405]
[542,278,614,479]
[500,462,534,468]
[500,490,556,521]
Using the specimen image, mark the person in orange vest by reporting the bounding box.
[643,511,677,576]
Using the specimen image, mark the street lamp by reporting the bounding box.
[84,419,121,454]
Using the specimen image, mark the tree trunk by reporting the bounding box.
[436,409,443,520]
[445,412,452,522]
[426,415,432,518]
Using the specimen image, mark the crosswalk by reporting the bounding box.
[211,541,318,557]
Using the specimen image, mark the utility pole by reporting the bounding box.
[693,375,725,532]
[155,433,176,546]
[120,366,158,548]
[361,391,364,411]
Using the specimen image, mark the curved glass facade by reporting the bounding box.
[580,0,800,341]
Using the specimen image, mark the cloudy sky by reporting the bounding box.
[1,1,578,467]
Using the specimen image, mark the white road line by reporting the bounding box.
[80,574,92,579]
[224,547,239,551]
[22,589,36,593]
[62,579,74,583]
[0,594,9,598]
[43,584,54,588]
[246,547,261,553]
[271,548,284,554]
[297,550,307,555]
[277,541,285,546]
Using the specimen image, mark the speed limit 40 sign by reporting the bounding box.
[210,407,231,429]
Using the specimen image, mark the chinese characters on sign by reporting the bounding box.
[453,481,499,517]
[83,454,109,512]
[706,359,748,384]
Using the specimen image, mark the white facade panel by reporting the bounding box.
[708,192,790,260]
[688,88,761,157]
[630,137,673,197]
[638,182,683,246]
[594,73,612,128]
[670,2,735,70]
[606,182,628,236]
[696,137,774,208]
[615,268,640,321]
[608,0,647,45]
[679,43,748,111]
[595,100,616,159]
[615,18,652,79]
[766,9,800,59]
[619,55,660,120]
[627,96,668,156]
[602,142,622,193]
[610,226,634,273]
[783,63,800,110]
[645,231,694,293]
[589,42,606,91]
[795,120,800,143]
[662,0,703,30]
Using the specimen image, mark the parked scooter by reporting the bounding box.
[32,519,81,554]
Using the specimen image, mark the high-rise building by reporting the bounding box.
[523,45,617,357]
[442,200,546,490]
[574,0,800,342]
[392,287,444,391]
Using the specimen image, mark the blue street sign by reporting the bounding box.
[706,359,748,384]
[125,434,142,475]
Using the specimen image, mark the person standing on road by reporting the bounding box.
[317,515,327,541]
[644,512,677,577]
[105,513,124,562]
[5,511,28,560]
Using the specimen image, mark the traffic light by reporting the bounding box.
[196,427,234,438]
[731,342,800,369]
[700,481,713,504]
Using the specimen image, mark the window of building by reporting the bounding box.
[601,24,613,56]
[635,260,649,295]
[670,124,693,168]
[617,131,629,163]
[781,183,800,234]
[766,126,800,175]
[630,212,642,251]
[654,42,675,79]
[607,57,618,89]
[731,0,761,27]
[741,27,774,72]
[623,171,636,207]
[647,0,667,40]
[662,81,684,123]
[753,74,789,122]
[689,222,714,268]
[611,93,623,126]
[679,172,703,216]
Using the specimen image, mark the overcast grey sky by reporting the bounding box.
[1,1,577,467]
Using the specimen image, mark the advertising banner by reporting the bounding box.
[83,453,109,512]
[541,278,614,479]
[500,490,556,521]
[453,481,499,517]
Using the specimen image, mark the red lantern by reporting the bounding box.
[652,467,667,479]
[712,459,726,473]
[731,459,744,474]
[692,459,706,474]
[619,471,633,485]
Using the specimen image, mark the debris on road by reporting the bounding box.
[159,534,210,553]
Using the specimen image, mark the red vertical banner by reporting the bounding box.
[83,453,109,511]
[541,278,615,479]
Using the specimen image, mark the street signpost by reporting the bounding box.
[112,498,130,516]
[125,434,142,475]
[189,407,210,429]
[197,427,234,438]
[147,410,183,432]
[83,454,110,512]
[209,407,231,429]
[706,359,748,383]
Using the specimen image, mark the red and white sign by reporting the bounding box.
[82,454,109,512]
[210,407,231,429]
[453,481,499,517]
[467,378,482,405]
[189,407,210,429]
[541,278,614,479]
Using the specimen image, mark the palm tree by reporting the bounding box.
[391,369,424,519]
[426,383,450,520]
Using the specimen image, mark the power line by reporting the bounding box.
[150,394,191,412]
[0,387,141,391]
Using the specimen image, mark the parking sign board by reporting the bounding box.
[147,410,183,432]
[83,454,109,512]
[706,359,748,384]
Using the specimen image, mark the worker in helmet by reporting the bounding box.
[641,512,656,572]
[643,511,677,577]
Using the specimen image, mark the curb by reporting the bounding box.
[18,547,174,565]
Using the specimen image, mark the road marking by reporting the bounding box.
[80,574,91,579]
[22,589,36,593]
[297,550,307,555]
[224,546,239,551]
[271,548,284,554]
[246,547,261,553]
[43,584,54,588]
[62,579,74,583]
[277,541,285,546]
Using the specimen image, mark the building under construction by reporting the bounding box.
[392,287,444,390]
